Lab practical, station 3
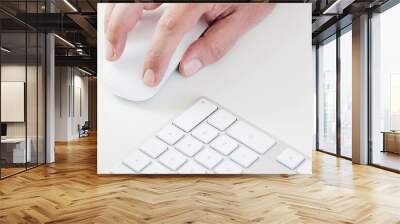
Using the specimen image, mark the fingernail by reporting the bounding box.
[106,41,115,60]
[143,69,155,86]
[183,59,202,76]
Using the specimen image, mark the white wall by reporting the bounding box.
[54,67,89,141]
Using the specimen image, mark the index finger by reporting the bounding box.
[142,3,212,86]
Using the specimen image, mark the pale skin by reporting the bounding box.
[105,3,274,87]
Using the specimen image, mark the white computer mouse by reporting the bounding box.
[102,6,208,102]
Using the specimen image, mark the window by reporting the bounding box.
[370,3,400,171]
[318,37,337,155]
[340,29,352,158]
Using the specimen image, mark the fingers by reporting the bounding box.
[105,4,144,61]
[142,3,212,87]
[179,4,274,76]
[104,3,115,33]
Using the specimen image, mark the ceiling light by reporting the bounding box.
[1,47,11,53]
[323,0,355,15]
[54,34,75,48]
[78,67,93,76]
[63,0,78,12]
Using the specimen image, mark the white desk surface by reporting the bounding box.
[97,3,313,174]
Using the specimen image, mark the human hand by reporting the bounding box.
[105,3,274,87]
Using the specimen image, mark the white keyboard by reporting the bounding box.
[116,97,307,174]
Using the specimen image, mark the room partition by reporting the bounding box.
[0,0,47,179]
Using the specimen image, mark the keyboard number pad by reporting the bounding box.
[210,135,238,155]
[191,123,219,144]
[276,148,305,170]
[158,149,187,171]
[157,125,184,145]
[122,151,151,172]
[194,147,223,170]
[215,159,243,174]
[175,135,203,157]
[207,109,237,131]
[230,146,259,168]
[139,137,168,158]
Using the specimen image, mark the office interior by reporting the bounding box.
[0,0,97,179]
[0,0,400,222]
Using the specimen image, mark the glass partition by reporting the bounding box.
[1,30,28,177]
[317,37,337,155]
[0,1,46,179]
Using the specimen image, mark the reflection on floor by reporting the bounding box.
[1,135,400,223]
[373,150,400,171]
[0,167,25,177]
[0,163,42,178]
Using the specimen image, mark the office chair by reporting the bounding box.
[79,121,90,138]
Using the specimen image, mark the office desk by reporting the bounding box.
[1,138,31,163]
[382,131,400,154]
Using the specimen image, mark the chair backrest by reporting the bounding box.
[82,121,90,129]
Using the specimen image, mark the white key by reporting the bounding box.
[178,161,208,174]
[139,137,168,158]
[191,123,219,144]
[122,151,151,172]
[173,98,218,132]
[210,135,238,155]
[158,149,187,171]
[207,109,237,131]
[194,147,223,169]
[276,148,305,170]
[227,121,276,154]
[142,161,172,174]
[157,125,184,145]
[175,135,203,157]
[215,159,243,174]
[230,146,259,168]
[111,162,136,174]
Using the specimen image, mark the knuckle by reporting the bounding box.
[206,41,225,61]
[158,17,180,33]
[144,51,162,70]
[107,25,122,43]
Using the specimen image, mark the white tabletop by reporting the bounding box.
[97,3,313,174]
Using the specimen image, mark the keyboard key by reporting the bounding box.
[112,162,136,174]
[139,137,168,158]
[173,98,218,132]
[178,161,208,174]
[210,135,238,155]
[215,159,243,174]
[230,146,259,168]
[158,149,187,171]
[276,148,305,170]
[175,135,203,157]
[142,161,172,174]
[227,121,276,154]
[208,109,237,131]
[122,151,151,172]
[157,125,184,145]
[194,147,223,169]
[192,123,219,143]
